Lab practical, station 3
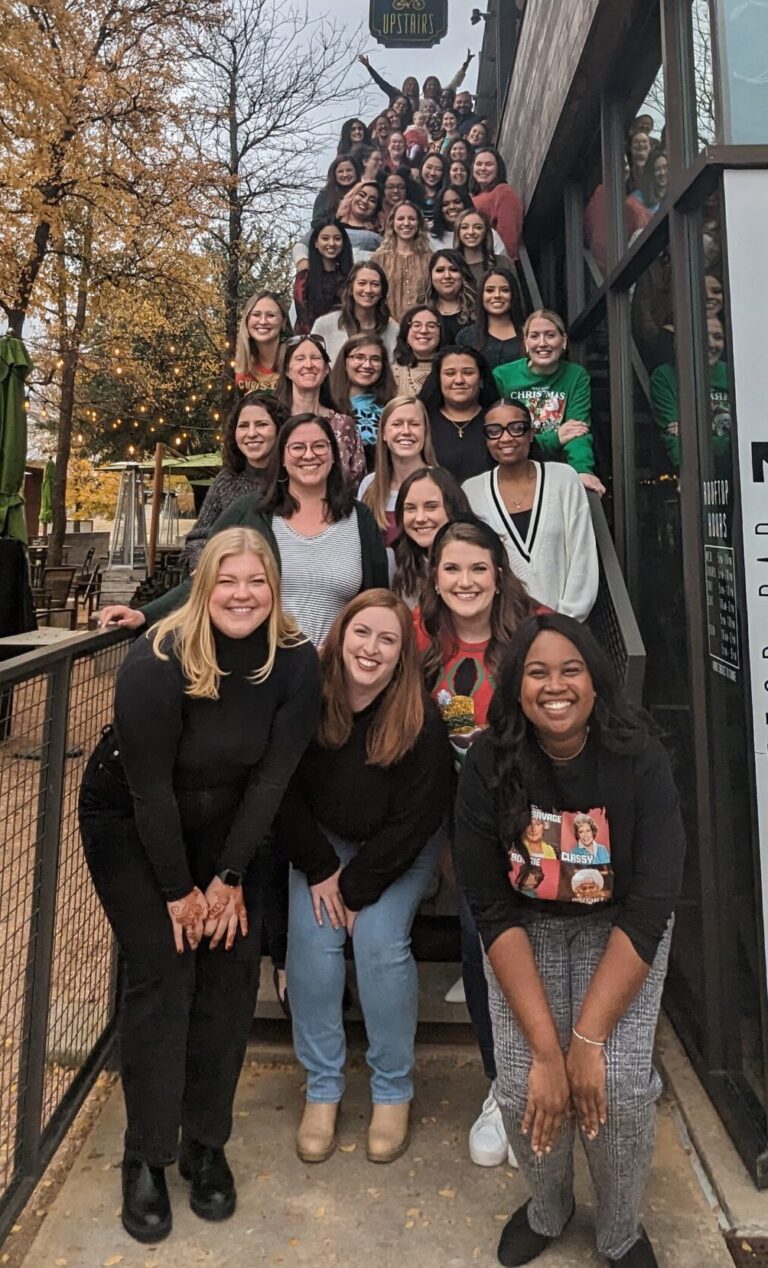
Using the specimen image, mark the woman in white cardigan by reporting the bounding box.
[462,398,599,620]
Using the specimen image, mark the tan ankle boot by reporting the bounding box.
[366,1102,411,1163]
[296,1101,339,1163]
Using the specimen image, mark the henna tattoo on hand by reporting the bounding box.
[169,888,207,929]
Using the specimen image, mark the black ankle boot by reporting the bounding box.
[121,1154,171,1243]
[497,1199,574,1267]
[609,1229,659,1267]
[179,1139,236,1221]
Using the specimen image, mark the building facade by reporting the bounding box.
[480,0,768,1184]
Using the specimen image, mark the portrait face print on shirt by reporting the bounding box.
[508,805,613,905]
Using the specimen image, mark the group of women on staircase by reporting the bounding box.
[83,63,684,1268]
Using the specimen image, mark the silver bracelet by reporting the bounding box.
[572,1026,606,1049]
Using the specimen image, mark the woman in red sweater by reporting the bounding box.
[471,148,524,262]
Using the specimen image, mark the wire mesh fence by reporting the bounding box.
[0,630,131,1244]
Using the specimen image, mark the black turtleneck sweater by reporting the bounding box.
[278,693,451,910]
[112,624,320,899]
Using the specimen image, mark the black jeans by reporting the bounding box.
[458,887,497,1082]
[79,740,262,1167]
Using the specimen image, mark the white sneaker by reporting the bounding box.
[444,976,466,1004]
[469,1092,508,1166]
[507,1143,519,1169]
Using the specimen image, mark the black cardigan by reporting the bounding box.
[141,499,389,626]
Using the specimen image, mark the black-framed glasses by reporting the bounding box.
[483,421,530,440]
[285,333,326,351]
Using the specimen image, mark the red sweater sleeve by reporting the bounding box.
[473,185,524,260]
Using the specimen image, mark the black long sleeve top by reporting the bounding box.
[278,695,451,910]
[113,626,321,900]
[455,730,686,965]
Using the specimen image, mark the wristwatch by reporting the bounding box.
[216,868,243,887]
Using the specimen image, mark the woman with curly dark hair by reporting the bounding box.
[183,393,287,571]
[337,118,368,154]
[455,612,685,1268]
[421,249,477,345]
[392,305,443,397]
[418,344,498,482]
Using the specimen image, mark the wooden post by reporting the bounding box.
[147,444,164,576]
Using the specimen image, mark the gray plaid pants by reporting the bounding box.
[486,911,672,1260]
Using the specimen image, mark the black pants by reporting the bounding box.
[79,745,262,1167]
[458,886,496,1082]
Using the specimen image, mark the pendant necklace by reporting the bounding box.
[503,462,536,509]
[446,414,472,440]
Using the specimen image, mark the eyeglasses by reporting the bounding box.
[285,333,326,351]
[285,440,331,458]
[410,321,440,333]
[483,421,530,440]
[347,353,383,366]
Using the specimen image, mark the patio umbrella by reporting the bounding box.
[0,334,33,543]
[39,458,54,527]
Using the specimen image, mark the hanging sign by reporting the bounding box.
[369,0,448,48]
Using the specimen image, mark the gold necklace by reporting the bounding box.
[445,414,474,440]
[537,726,589,763]
[502,462,536,510]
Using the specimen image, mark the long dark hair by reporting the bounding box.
[473,267,527,350]
[329,332,396,415]
[276,336,339,414]
[394,304,442,368]
[487,612,656,855]
[419,151,449,192]
[304,220,354,320]
[419,517,533,689]
[470,147,508,194]
[422,248,477,326]
[258,413,354,521]
[222,392,288,473]
[431,185,473,240]
[338,261,392,336]
[391,465,469,602]
[338,118,369,153]
[418,344,498,413]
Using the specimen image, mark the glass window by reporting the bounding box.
[691,0,719,148]
[626,68,668,232]
[715,0,768,143]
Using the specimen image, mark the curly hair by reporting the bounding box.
[421,249,477,327]
[375,200,431,258]
[454,207,498,273]
[487,612,657,862]
[222,393,288,473]
[419,517,533,690]
[393,304,442,368]
[391,466,469,602]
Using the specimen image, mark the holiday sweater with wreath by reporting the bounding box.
[492,358,596,475]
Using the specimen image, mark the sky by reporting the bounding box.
[315,0,484,179]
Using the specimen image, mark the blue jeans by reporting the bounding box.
[287,832,440,1104]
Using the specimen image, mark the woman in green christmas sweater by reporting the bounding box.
[493,310,606,495]
[649,315,731,472]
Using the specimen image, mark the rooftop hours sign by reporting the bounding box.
[369,0,448,48]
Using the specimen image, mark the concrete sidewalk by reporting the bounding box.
[24,1045,733,1268]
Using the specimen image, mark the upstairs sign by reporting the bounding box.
[369,0,448,48]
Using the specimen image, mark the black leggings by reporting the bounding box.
[79,749,262,1167]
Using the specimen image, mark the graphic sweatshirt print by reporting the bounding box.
[492,358,596,474]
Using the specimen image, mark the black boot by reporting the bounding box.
[609,1229,659,1267]
[497,1199,574,1267]
[179,1139,236,1221]
[121,1154,172,1244]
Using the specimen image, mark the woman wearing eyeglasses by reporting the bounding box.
[463,398,599,621]
[103,415,389,650]
[276,335,365,490]
[392,305,443,398]
[329,333,396,471]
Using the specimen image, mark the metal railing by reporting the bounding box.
[586,493,646,702]
[0,628,132,1244]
